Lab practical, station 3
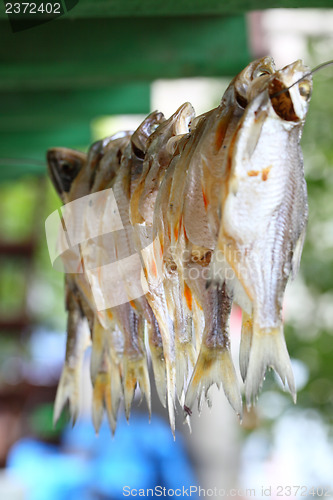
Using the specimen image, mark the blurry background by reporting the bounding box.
[0,2,333,499]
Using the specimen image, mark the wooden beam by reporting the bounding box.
[0,84,151,130]
[0,122,91,181]
[0,16,249,91]
[0,83,150,180]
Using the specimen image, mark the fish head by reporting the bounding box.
[148,102,195,159]
[233,55,276,109]
[192,57,277,233]
[131,111,165,159]
[47,147,87,202]
[203,56,277,161]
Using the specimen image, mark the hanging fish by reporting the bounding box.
[212,60,312,406]
[46,57,313,434]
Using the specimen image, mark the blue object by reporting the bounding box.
[7,413,198,500]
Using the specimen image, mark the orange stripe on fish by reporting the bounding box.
[150,258,158,278]
[183,224,188,241]
[174,222,179,242]
[261,166,272,181]
[215,110,232,151]
[247,170,259,177]
[184,282,193,311]
[221,120,244,208]
[76,257,83,273]
[202,185,208,210]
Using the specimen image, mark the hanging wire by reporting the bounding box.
[270,60,333,98]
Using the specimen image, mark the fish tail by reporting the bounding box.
[90,320,105,383]
[158,315,176,435]
[165,365,176,438]
[53,364,80,426]
[176,340,197,401]
[161,318,177,436]
[184,344,242,417]
[92,368,116,435]
[147,321,167,408]
[122,355,151,421]
[109,356,123,421]
[239,311,253,382]
[149,345,167,408]
[146,290,177,435]
[245,324,296,407]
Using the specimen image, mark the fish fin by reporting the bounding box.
[165,363,176,437]
[122,355,151,421]
[176,341,197,401]
[92,371,116,435]
[239,311,253,382]
[191,300,205,352]
[149,344,167,408]
[185,344,242,417]
[53,365,80,426]
[90,320,105,383]
[291,228,306,280]
[109,358,123,421]
[183,414,192,432]
[147,290,176,435]
[245,324,296,407]
[147,319,167,407]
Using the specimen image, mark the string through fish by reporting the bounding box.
[270,59,333,98]
[0,157,46,166]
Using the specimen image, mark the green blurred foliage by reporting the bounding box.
[29,403,68,440]
[0,175,66,334]
[0,178,41,241]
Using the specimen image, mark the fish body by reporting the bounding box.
[216,61,312,404]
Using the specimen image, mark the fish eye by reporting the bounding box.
[253,68,272,79]
[60,161,72,173]
[298,81,312,100]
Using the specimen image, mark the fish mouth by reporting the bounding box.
[268,60,312,122]
[269,78,301,121]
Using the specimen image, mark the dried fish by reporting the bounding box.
[214,60,312,405]
[47,57,312,433]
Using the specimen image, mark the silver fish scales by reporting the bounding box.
[47,57,312,434]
